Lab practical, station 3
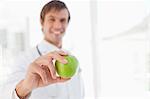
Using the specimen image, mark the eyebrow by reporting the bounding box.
[47,15,54,18]
[47,15,67,20]
[46,13,68,21]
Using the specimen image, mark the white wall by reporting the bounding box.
[96,0,150,98]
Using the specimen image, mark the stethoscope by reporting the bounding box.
[36,45,42,56]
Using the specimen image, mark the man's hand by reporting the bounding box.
[15,50,70,98]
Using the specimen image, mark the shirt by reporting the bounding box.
[1,40,84,99]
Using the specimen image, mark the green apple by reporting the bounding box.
[55,55,78,78]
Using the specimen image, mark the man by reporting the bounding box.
[1,0,84,99]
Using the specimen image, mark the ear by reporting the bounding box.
[40,19,44,32]
[40,19,43,26]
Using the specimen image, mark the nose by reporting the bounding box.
[53,21,62,33]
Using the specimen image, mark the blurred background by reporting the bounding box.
[1,0,150,99]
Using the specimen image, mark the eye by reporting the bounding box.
[60,19,66,23]
[49,18,55,22]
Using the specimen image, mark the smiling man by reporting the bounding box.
[1,0,84,99]
[41,2,70,48]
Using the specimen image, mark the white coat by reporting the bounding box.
[1,40,84,99]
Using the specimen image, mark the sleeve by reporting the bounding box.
[0,56,27,99]
[0,49,36,99]
[0,71,25,99]
[12,89,20,99]
[12,89,31,99]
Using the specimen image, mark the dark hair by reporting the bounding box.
[40,0,70,23]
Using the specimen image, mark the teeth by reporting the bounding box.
[53,32,60,34]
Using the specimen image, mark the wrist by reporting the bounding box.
[15,80,32,98]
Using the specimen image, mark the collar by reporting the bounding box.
[37,40,60,55]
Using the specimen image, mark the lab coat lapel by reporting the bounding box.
[37,40,59,55]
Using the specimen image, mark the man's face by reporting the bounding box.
[41,9,69,47]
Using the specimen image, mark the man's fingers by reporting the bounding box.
[34,50,69,81]
[47,51,68,64]
[48,61,57,79]
[57,77,71,83]
[57,50,68,56]
[32,63,48,84]
[51,77,71,83]
[35,57,57,79]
